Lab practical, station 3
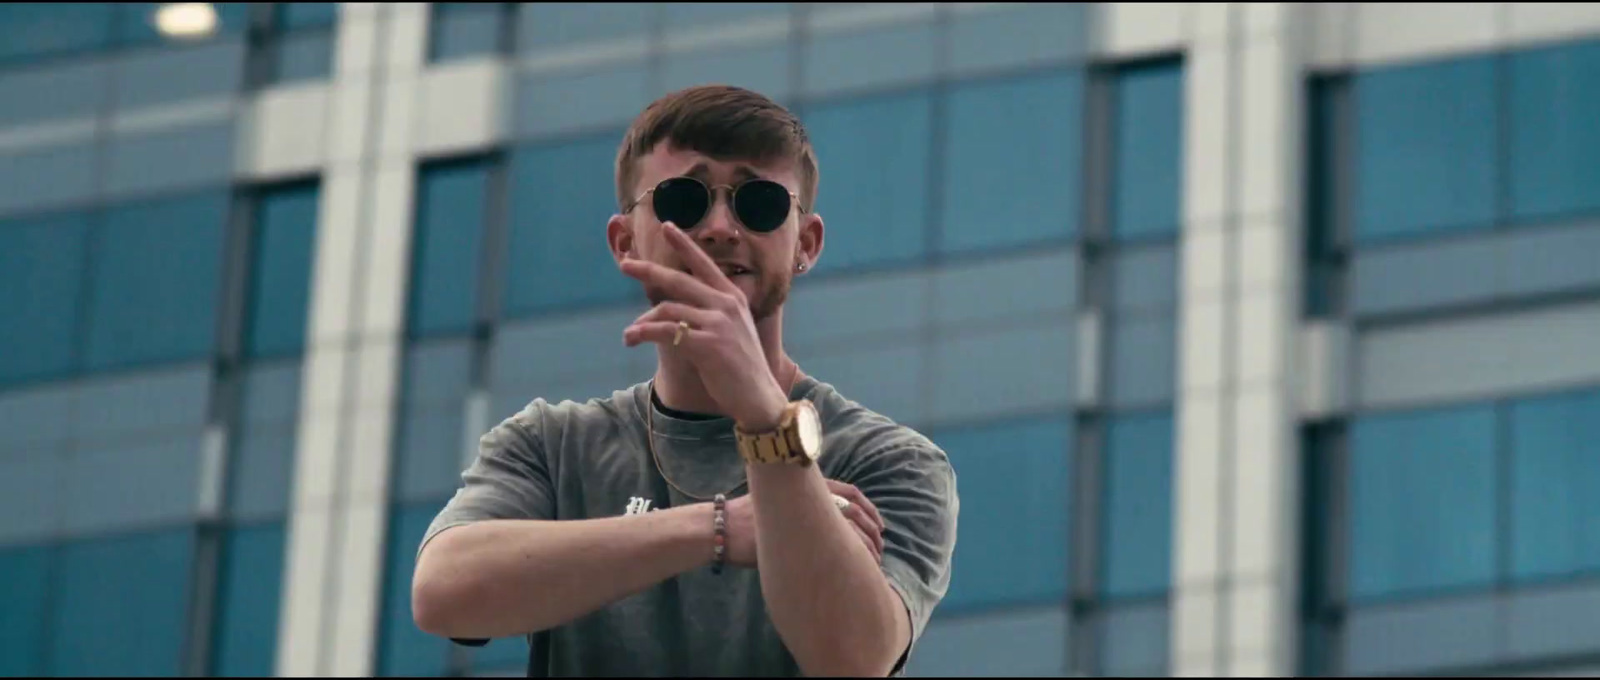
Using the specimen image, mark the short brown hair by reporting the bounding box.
[615,84,818,214]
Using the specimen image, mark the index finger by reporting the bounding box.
[661,223,739,295]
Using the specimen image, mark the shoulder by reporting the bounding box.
[804,380,954,485]
[494,383,647,453]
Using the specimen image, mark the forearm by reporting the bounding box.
[412,504,714,639]
[748,464,910,677]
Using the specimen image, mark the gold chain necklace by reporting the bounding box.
[645,363,799,502]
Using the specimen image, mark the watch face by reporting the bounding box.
[796,401,822,460]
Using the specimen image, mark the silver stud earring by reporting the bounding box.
[796,262,806,272]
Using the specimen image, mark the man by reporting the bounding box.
[410,84,959,677]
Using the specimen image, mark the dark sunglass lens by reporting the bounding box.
[734,180,791,233]
[651,177,709,229]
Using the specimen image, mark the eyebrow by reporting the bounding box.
[683,162,762,184]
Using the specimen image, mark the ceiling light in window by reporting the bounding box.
[155,3,219,40]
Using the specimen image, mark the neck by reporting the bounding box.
[653,308,793,417]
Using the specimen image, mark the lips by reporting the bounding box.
[718,263,752,276]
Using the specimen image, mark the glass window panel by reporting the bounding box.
[0,544,50,677]
[504,133,634,317]
[1508,39,1600,223]
[1101,411,1174,599]
[805,89,933,272]
[411,162,491,338]
[246,183,319,359]
[1112,60,1183,241]
[1509,389,1600,582]
[51,528,194,676]
[934,418,1073,611]
[377,501,453,677]
[0,211,89,386]
[1348,403,1498,601]
[86,192,228,371]
[941,69,1083,254]
[210,521,286,677]
[0,3,116,62]
[1353,56,1497,243]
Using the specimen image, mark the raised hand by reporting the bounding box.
[619,223,790,432]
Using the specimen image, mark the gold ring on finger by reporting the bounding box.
[672,320,690,347]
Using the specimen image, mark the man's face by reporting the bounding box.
[609,143,823,322]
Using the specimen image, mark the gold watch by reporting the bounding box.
[735,400,823,466]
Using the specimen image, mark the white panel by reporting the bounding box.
[308,168,364,346]
[1244,2,1293,37]
[0,118,96,154]
[1238,38,1293,218]
[1308,3,1358,69]
[1190,2,1235,47]
[290,413,343,510]
[376,75,417,160]
[1350,2,1500,67]
[330,499,389,677]
[1098,3,1189,57]
[1179,300,1226,394]
[358,163,414,338]
[1226,582,1281,661]
[1236,221,1290,292]
[384,1,430,71]
[1174,396,1222,588]
[327,80,373,168]
[1183,45,1230,228]
[354,336,401,414]
[1077,310,1103,409]
[1357,300,1600,410]
[1227,652,1278,677]
[1171,587,1220,668]
[1508,3,1600,46]
[1229,390,1286,576]
[1297,321,1351,418]
[1182,228,1227,301]
[334,8,381,76]
[1234,290,1287,387]
[416,59,511,157]
[237,84,330,180]
[276,504,334,676]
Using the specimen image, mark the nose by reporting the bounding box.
[690,190,741,246]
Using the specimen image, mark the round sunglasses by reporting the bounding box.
[624,176,803,234]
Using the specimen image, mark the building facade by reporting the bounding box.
[0,2,1597,677]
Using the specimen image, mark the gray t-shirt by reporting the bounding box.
[419,376,959,677]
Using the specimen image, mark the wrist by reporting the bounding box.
[735,384,790,434]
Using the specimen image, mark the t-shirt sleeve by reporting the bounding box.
[417,402,558,560]
[842,440,959,676]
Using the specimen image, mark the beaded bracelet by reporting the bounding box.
[711,494,728,575]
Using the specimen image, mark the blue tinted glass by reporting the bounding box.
[378,501,453,677]
[504,134,633,318]
[280,2,338,29]
[518,3,652,52]
[246,183,318,358]
[86,192,228,371]
[116,3,252,45]
[1101,412,1174,599]
[0,3,115,62]
[805,90,933,272]
[942,69,1084,254]
[1509,389,1600,582]
[411,162,490,337]
[52,528,194,676]
[271,30,333,84]
[1508,39,1600,223]
[0,544,50,677]
[211,521,285,677]
[1348,404,1497,601]
[1112,60,1183,241]
[1354,56,1497,243]
[934,418,1072,611]
[0,212,89,386]
[430,4,503,62]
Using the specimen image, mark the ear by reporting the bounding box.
[607,213,635,265]
[795,211,824,273]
